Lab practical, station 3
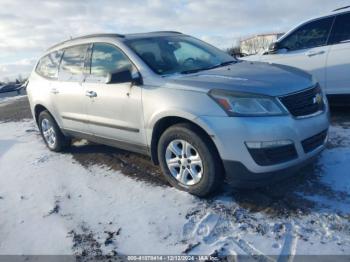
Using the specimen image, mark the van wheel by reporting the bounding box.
[157,123,223,197]
[38,110,71,152]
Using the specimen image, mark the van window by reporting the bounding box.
[36,51,63,79]
[89,43,133,78]
[279,17,334,50]
[59,44,89,81]
[329,13,350,44]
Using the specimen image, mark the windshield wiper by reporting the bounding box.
[216,60,237,67]
[180,60,237,75]
[180,68,210,74]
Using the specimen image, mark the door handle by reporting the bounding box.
[86,90,97,98]
[50,88,59,94]
[306,50,325,57]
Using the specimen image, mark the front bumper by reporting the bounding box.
[196,110,329,187]
[222,154,320,188]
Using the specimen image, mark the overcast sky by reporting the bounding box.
[0,0,348,81]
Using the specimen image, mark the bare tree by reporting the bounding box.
[226,45,241,57]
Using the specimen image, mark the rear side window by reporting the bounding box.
[329,13,350,44]
[59,44,89,81]
[36,51,62,79]
[90,43,132,78]
[280,17,334,50]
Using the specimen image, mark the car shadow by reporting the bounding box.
[67,141,169,187]
[226,160,349,216]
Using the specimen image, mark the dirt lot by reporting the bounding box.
[1,96,349,214]
[1,95,350,257]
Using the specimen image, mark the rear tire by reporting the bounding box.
[38,110,71,152]
[157,123,223,197]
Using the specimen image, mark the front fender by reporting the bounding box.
[145,108,199,146]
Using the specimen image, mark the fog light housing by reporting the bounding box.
[245,140,297,166]
[245,139,293,149]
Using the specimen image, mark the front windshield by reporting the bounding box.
[125,35,236,75]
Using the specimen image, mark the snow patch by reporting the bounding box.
[0,120,349,256]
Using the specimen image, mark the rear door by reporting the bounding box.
[34,50,63,120]
[83,42,146,149]
[51,44,90,133]
[326,12,350,95]
[261,16,334,89]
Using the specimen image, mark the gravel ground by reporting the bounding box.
[0,96,31,122]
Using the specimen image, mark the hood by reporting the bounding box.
[164,61,314,97]
[240,54,262,62]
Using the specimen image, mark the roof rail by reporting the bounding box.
[333,5,350,12]
[147,31,182,34]
[47,33,125,51]
[72,33,125,40]
[47,31,182,51]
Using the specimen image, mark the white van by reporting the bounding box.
[243,6,350,105]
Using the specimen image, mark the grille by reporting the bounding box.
[248,144,298,166]
[279,85,324,117]
[302,129,328,153]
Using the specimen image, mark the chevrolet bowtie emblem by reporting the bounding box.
[313,93,322,104]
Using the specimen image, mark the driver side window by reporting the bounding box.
[280,17,334,51]
[89,43,133,79]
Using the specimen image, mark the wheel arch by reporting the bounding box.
[34,104,49,125]
[150,116,222,167]
[33,104,61,129]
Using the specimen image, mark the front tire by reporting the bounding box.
[38,110,70,152]
[157,123,223,197]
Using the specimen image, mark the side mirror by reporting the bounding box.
[106,68,143,85]
[268,42,280,54]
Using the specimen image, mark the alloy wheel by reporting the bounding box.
[165,139,203,186]
[41,118,56,149]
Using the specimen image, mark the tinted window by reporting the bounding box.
[280,17,334,50]
[330,13,350,44]
[59,44,88,81]
[125,36,235,75]
[90,43,132,78]
[36,51,62,79]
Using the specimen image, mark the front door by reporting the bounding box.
[83,42,146,149]
[326,12,350,95]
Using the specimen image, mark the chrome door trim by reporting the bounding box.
[61,115,140,133]
[61,128,149,155]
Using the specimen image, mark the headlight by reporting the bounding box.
[209,89,287,116]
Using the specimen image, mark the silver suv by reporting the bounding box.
[27,31,329,196]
